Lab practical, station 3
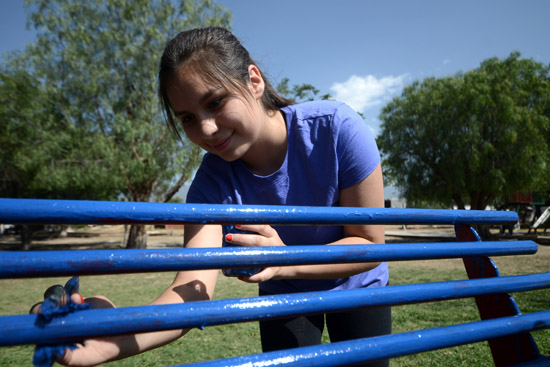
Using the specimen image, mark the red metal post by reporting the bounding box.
[455,224,541,366]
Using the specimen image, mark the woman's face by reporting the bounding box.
[166,67,266,164]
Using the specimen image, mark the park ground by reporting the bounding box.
[0,225,548,366]
[0,223,548,250]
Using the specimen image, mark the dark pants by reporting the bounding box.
[259,289,392,367]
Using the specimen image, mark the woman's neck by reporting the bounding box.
[242,109,288,176]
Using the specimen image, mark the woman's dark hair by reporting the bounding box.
[159,27,291,137]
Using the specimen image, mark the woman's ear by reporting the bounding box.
[247,64,265,99]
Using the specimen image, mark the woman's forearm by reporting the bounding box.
[274,235,382,280]
[112,269,218,360]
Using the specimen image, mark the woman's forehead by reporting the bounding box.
[169,69,221,94]
[176,63,225,86]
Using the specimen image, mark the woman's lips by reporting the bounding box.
[211,134,232,152]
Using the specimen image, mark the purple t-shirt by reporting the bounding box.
[187,101,388,293]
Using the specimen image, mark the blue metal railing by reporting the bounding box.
[0,198,518,225]
[1,274,549,347]
[0,241,538,278]
[180,311,550,367]
[0,198,548,367]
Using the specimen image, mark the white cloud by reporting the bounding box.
[443,59,451,65]
[330,74,408,114]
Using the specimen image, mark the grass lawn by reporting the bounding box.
[0,240,548,366]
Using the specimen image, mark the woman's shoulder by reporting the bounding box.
[187,153,242,204]
[283,100,358,122]
[197,152,237,174]
[284,100,344,115]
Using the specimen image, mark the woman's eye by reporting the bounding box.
[208,97,222,109]
[179,114,194,125]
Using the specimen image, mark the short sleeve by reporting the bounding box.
[334,104,381,189]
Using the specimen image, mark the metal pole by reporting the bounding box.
[0,198,519,225]
[0,241,538,278]
[178,311,550,367]
[1,273,549,347]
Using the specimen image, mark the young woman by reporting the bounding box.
[33,27,390,367]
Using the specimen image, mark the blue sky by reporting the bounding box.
[1,0,549,198]
[225,0,549,134]
[2,0,548,135]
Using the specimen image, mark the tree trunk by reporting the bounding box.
[470,191,494,241]
[19,225,32,251]
[474,224,493,241]
[125,188,151,248]
[126,224,147,249]
[452,193,466,210]
[161,172,189,203]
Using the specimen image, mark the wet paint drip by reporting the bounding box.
[222,225,262,277]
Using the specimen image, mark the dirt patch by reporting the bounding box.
[1,224,547,251]
[0,225,184,251]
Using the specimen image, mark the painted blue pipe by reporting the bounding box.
[1,273,548,346]
[177,311,550,367]
[0,198,519,225]
[0,241,538,278]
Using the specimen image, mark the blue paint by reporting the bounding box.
[222,225,262,277]
[0,198,519,225]
[1,273,548,347]
[0,198,546,366]
[177,311,550,367]
[32,277,90,367]
[0,241,538,278]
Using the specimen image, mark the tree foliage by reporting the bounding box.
[377,52,550,211]
[3,0,231,248]
[0,70,121,200]
[277,77,332,103]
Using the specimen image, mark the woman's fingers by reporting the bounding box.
[235,224,275,237]
[70,292,86,305]
[238,267,280,283]
[226,224,283,247]
[226,232,263,246]
[44,284,67,306]
[30,290,86,315]
[29,301,43,314]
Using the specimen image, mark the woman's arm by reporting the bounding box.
[58,224,222,366]
[231,164,385,283]
[124,224,222,353]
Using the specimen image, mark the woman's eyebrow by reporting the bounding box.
[173,88,222,116]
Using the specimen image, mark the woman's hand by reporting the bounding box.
[30,289,133,367]
[224,224,286,283]
[225,224,285,248]
[57,327,135,367]
[226,165,386,283]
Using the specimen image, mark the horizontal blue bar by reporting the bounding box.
[0,198,519,225]
[1,273,548,346]
[0,241,538,278]
[178,311,550,367]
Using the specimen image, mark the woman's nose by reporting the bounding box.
[199,117,218,137]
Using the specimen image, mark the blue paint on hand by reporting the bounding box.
[222,225,262,277]
[33,276,90,367]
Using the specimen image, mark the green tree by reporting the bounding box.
[7,0,231,248]
[277,77,332,103]
[0,69,123,248]
[377,52,550,213]
[0,70,121,201]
